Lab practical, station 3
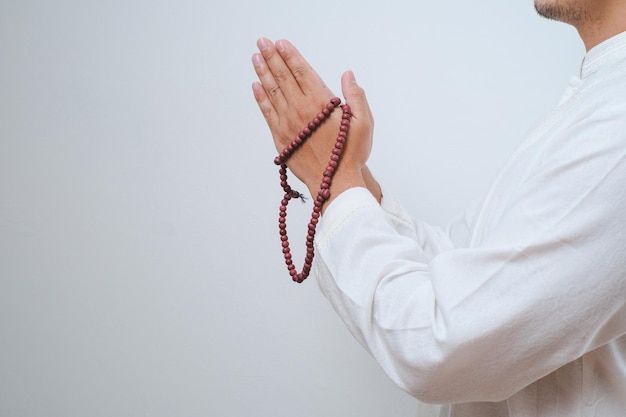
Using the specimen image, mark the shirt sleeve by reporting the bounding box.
[313,110,626,404]
[378,188,479,260]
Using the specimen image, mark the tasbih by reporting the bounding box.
[274,97,351,283]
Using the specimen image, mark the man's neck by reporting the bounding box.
[576,4,626,50]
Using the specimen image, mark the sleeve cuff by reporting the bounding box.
[316,187,381,250]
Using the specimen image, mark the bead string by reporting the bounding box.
[274,97,351,283]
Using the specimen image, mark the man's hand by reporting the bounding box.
[252,38,379,208]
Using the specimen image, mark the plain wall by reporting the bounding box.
[0,1,582,416]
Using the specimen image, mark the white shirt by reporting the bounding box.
[313,31,626,417]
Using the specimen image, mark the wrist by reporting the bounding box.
[361,165,382,203]
[307,168,365,213]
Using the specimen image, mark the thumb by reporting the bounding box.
[341,70,373,123]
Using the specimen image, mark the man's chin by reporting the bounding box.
[534,0,587,25]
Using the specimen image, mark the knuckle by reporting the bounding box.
[262,48,277,62]
[352,85,367,98]
[268,85,281,97]
[261,106,273,120]
[291,66,307,80]
[273,69,290,83]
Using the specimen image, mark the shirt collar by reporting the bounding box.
[580,30,626,80]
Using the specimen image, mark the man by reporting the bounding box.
[251,1,626,416]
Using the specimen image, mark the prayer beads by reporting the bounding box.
[274,97,351,283]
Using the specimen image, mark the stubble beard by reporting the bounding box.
[534,0,593,25]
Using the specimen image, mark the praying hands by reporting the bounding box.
[251,38,381,208]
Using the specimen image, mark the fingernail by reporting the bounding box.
[252,53,263,67]
[276,40,286,53]
[257,38,269,51]
[347,70,357,83]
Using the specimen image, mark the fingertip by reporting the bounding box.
[275,39,288,53]
[257,37,271,52]
[341,70,371,119]
[343,70,357,84]
[252,53,264,68]
[251,81,264,99]
[341,70,361,98]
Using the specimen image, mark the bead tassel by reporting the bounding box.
[275,97,351,283]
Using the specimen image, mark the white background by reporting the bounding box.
[1,1,582,416]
